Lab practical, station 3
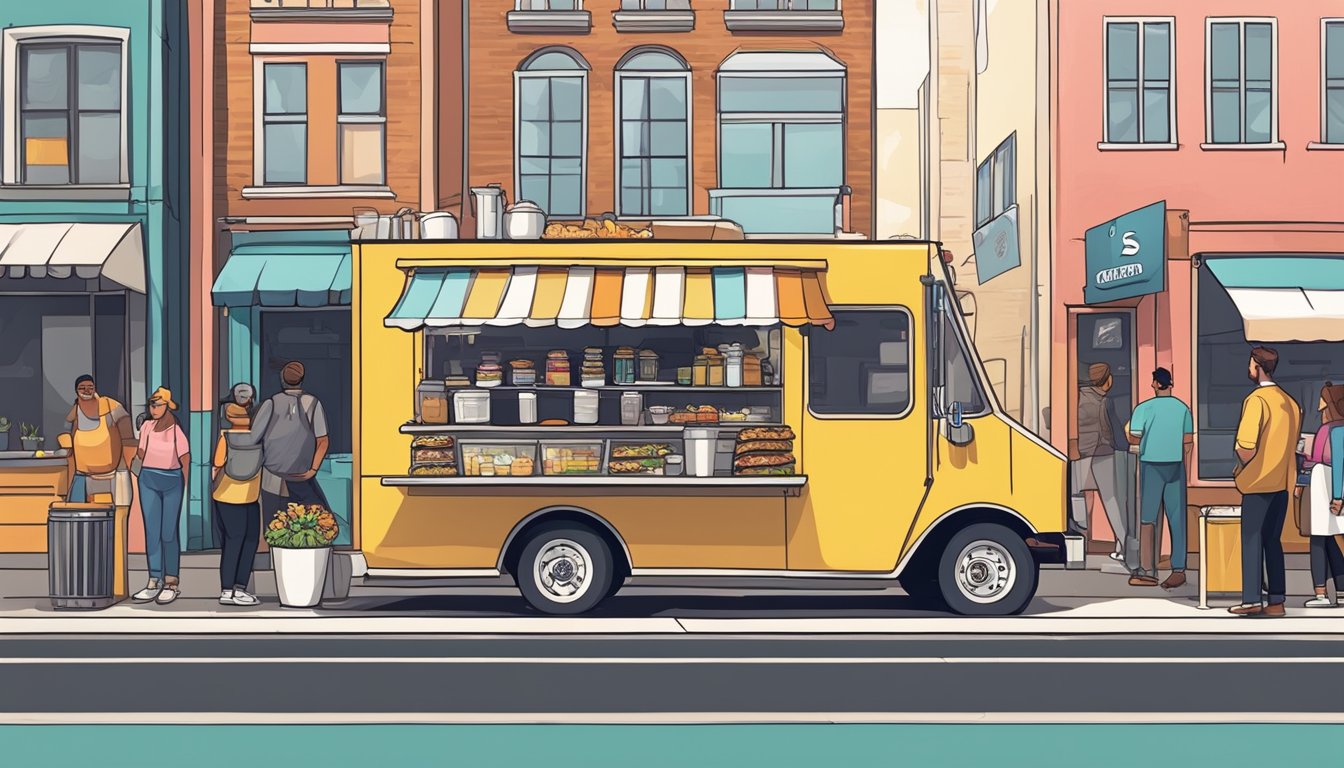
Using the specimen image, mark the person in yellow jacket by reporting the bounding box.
[212,403,263,607]
[64,374,136,503]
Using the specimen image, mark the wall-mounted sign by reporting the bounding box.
[1084,201,1166,304]
[972,205,1021,284]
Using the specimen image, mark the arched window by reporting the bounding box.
[615,47,690,217]
[515,47,589,218]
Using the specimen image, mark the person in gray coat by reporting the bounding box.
[1071,362,1138,577]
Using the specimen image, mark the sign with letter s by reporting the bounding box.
[1084,201,1166,304]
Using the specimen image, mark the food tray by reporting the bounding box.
[606,440,680,476]
[541,440,605,476]
[460,441,539,477]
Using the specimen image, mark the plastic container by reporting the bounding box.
[724,345,744,388]
[542,441,604,475]
[510,360,537,387]
[664,455,684,477]
[573,390,600,424]
[648,405,673,425]
[684,428,719,477]
[545,351,571,386]
[518,392,538,424]
[461,442,538,477]
[453,390,491,424]
[416,380,450,425]
[620,392,644,426]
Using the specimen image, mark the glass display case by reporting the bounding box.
[541,440,604,476]
[460,441,538,477]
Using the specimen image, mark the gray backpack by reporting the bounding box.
[261,392,318,477]
[219,431,264,483]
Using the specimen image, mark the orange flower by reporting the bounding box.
[268,519,285,531]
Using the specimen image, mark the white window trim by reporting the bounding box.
[1101,16,1176,146]
[714,69,846,192]
[1204,16,1279,146]
[337,60,387,187]
[2,25,131,186]
[1322,18,1344,144]
[613,67,692,218]
[513,68,589,219]
[253,58,309,187]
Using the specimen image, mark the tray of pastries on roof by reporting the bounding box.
[543,217,654,240]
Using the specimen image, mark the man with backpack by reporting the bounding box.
[249,361,332,517]
[212,403,264,606]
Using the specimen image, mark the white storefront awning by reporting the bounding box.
[1205,256,1344,342]
[0,222,145,293]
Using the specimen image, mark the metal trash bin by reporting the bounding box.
[48,502,116,610]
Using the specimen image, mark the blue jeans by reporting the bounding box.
[67,473,88,503]
[1140,461,1187,571]
[139,468,184,580]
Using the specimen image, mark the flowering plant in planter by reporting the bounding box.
[265,503,339,549]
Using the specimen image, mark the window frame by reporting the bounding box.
[729,1,841,9]
[336,59,387,187]
[1,25,130,187]
[1101,16,1176,146]
[974,133,1016,229]
[1204,16,1280,147]
[614,47,692,218]
[715,69,846,191]
[513,48,590,219]
[256,60,309,186]
[1322,18,1344,145]
[806,305,916,421]
[514,0,584,9]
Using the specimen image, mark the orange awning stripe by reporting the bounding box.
[800,271,835,330]
[589,268,625,327]
[528,267,568,325]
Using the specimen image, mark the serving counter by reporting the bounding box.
[0,452,71,553]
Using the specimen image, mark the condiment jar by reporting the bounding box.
[638,349,660,382]
[416,380,449,425]
[613,347,637,385]
[723,343,744,388]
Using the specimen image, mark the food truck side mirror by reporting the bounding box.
[942,400,975,447]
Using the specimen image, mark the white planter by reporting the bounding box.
[272,547,332,608]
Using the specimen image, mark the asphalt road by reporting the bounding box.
[4,634,1344,717]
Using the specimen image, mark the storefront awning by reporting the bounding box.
[0,222,145,292]
[384,265,834,331]
[1205,256,1344,342]
[212,231,352,308]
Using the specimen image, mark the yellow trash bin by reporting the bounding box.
[1199,506,1242,609]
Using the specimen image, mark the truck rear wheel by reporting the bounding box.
[515,522,615,615]
[935,523,1038,616]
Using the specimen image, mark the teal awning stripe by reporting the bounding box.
[426,270,473,325]
[211,238,353,308]
[712,267,746,320]
[1205,256,1344,291]
[385,270,447,329]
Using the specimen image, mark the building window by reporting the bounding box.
[1324,21,1344,144]
[515,48,588,219]
[622,0,691,8]
[808,309,912,417]
[1103,18,1173,144]
[338,61,385,185]
[262,62,308,185]
[975,134,1015,228]
[16,41,123,185]
[616,48,690,217]
[1206,19,1277,145]
[730,1,838,9]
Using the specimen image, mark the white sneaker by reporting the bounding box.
[1305,595,1337,608]
[132,581,161,603]
[155,585,180,605]
[229,589,260,607]
[1109,552,1124,562]
[219,590,236,605]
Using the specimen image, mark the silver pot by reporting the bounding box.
[504,200,547,240]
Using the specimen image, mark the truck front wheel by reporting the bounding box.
[935,523,1038,616]
[516,522,615,615]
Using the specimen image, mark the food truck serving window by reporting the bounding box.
[808,309,913,417]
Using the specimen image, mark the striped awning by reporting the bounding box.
[384,265,833,331]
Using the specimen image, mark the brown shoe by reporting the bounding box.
[1253,603,1287,618]
[1129,575,1160,587]
[1229,603,1264,616]
[1161,572,1187,590]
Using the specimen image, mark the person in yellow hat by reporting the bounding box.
[130,387,190,605]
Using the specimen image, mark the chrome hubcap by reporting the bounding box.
[534,539,591,604]
[955,539,1016,604]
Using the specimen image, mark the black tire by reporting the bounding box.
[934,523,1038,616]
[898,566,946,609]
[515,522,615,615]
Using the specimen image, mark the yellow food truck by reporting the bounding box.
[351,239,1080,616]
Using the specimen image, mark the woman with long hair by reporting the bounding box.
[1302,383,1344,607]
[130,387,190,605]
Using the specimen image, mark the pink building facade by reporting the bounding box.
[1052,1,1344,551]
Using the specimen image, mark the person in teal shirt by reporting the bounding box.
[1127,368,1194,590]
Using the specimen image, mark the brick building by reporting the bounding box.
[458,1,874,238]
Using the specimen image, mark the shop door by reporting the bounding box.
[1070,310,1137,548]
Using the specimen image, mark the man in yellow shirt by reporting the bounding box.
[1229,347,1302,618]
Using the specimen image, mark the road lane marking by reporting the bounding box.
[5,712,1344,725]
[5,656,1344,665]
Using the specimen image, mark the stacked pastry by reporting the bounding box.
[733,426,796,476]
[410,434,457,476]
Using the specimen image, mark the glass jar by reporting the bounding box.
[692,356,709,386]
[416,380,450,425]
[545,351,571,386]
[613,347,637,385]
[723,344,744,388]
[638,350,660,382]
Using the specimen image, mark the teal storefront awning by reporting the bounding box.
[212,230,352,308]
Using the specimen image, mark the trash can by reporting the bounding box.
[47,502,116,610]
[1198,505,1242,609]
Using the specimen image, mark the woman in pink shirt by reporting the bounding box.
[131,387,191,605]
[1300,383,1344,607]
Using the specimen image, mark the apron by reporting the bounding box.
[73,398,120,476]
[1307,463,1344,536]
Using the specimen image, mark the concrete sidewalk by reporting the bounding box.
[1,553,1341,634]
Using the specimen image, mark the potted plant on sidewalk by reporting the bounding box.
[265,503,339,608]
